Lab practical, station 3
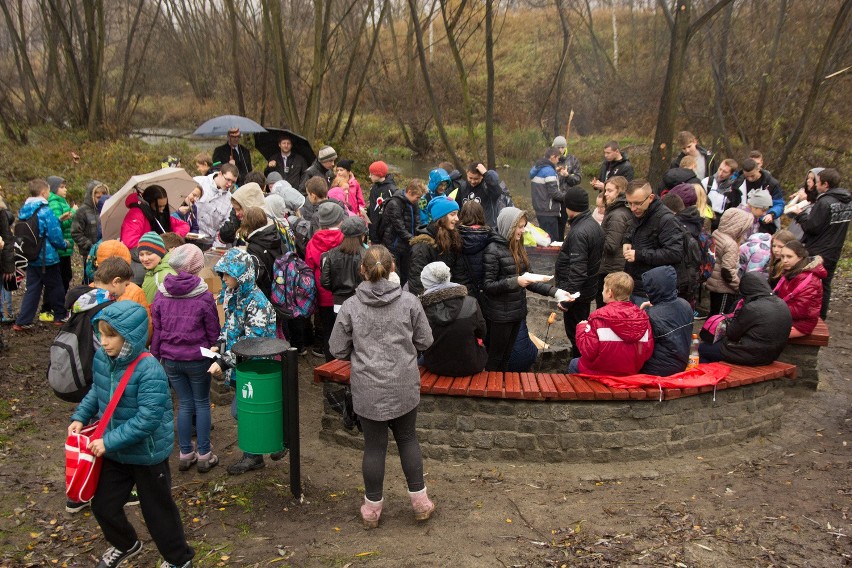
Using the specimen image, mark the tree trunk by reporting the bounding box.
[440,0,478,155]
[611,1,618,70]
[224,0,246,116]
[776,0,852,173]
[485,0,495,169]
[753,0,788,146]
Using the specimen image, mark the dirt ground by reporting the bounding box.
[0,280,849,568]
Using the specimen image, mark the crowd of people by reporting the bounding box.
[0,127,848,567]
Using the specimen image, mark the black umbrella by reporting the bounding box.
[254,128,316,165]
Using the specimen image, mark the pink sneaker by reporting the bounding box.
[360,497,383,529]
[409,488,435,521]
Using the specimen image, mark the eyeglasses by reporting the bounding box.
[626,195,651,208]
[222,176,238,184]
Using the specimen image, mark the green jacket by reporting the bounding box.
[142,252,176,304]
[48,192,74,258]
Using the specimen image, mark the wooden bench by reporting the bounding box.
[781,318,829,389]
[313,360,798,402]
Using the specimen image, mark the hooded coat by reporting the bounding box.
[367,175,399,243]
[599,194,632,275]
[71,180,107,258]
[420,284,487,377]
[408,222,471,297]
[529,159,564,218]
[719,272,792,365]
[575,300,654,376]
[214,249,276,377]
[639,266,693,376]
[798,187,852,264]
[151,271,220,361]
[706,207,753,294]
[121,193,190,249]
[459,224,497,297]
[481,208,556,323]
[329,278,433,421]
[455,169,504,228]
[555,209,603,301]
[306,228,344,307]
[219,182,268,244]
[17,197,68,267]
[47,187,74,258]
[70,301,174,465]
[774,256,827,335]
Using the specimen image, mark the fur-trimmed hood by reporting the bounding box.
[420,283,467,308]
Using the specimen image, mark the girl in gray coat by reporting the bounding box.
[329,245,435,529]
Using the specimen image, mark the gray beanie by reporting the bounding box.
[420,261,451,291]
[496,207,525,241]
[266,171,284,185]
[552,136,567,149]
[317,146,338,162]
[47,176,65,194]
[317,201,345,228]
[747,188,773,209]
[341,216,368,237]
[271,180,305,212]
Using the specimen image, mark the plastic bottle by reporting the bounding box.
[687,333,700,369]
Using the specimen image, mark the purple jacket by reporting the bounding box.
[151,272,221,361]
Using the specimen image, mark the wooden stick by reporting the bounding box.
[565,109,575,140]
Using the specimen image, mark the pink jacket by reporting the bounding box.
[576,301,654,376]
[120,193,190,249]
[305,228,344,307]
[335,177,365,214]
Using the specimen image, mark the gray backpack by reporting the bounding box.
[47,301,113,402]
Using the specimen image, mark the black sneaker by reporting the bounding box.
[270,449,288,461]
[227,453,265,475]
[310,347,324,357]
[159,560,192,568]
[97,540,142,568]
[65,499,91,513]
[125,489,140,507]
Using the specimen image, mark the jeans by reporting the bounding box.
[360,407,425,501]
[537,215,560,243]
[0,288,13,319]
[821,259,836,320]
[16,264,66,325]
[567,357,580,374]
[92,458,194,566]
[319,306,337,362]
[59,255,72,294]
[163,359,212,455]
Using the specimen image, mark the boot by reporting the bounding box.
[178,450,197,472]
[227,453,265,475]
[409,488,435,521]
[196,451,219,474]
[360,497,383,529]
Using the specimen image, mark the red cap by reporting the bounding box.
[369,161,388,177]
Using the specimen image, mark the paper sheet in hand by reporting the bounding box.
[200,347,220,359]
[522,272,553,283]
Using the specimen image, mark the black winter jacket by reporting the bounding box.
[719,272,792,365]
[598,154,635,183]
[555,210,603,302]
[218,208,241,245]
[660,168,701,193]
[381,191,418,255]
[70,181,104,258]
[798,187,851,264]
[408,223,471,297]
[0,206,14,275]
[599,196,632,275]
[420,285,487,377]
[455,170,503,228]
[367,176,399,243]
[246,223,285,300]
[459,225,497,297]
[299,160,334,195]
[639,266,693,376]
[320,247,364,306]
[482,236,556,323]
[623,199,684,298]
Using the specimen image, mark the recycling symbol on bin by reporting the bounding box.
[242,381,254,399]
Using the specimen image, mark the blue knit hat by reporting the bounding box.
[427,196,459,222]
[137,232,167,258]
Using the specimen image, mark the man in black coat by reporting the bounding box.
[212,127,253,184]
[796,168,851,319]
[264,134,308,189]
[622,181,684,304]
[591,140,635,191]
[555,187,604,358]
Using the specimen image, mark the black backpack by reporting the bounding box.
[14,204,47,262]
[47,300,114,402]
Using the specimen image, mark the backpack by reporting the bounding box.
[47,300,114,402]
[289,216,311,259]
[14,204,47,262]
[676,224,702,301]
[697,231,716,283]
[270,251,317,318]
[493,179,514,219]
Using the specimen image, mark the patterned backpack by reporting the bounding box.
[270,251,317,318]
[697,231,716,283]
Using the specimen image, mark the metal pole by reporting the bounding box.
[283,347,301,500]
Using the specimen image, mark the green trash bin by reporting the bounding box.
[235,359,284,455]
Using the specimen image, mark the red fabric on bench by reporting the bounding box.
[575,362,731,390]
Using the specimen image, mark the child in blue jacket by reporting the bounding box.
[69,301,194,568]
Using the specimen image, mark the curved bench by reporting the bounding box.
[314,360,798,462]
[780,318,829,389]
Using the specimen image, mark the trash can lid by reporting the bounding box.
[232,337,291,358]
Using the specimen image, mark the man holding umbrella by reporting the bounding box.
[212,127,253,184]
[264,133,307,189]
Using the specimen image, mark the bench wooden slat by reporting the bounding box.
[431,375,454,395]
[788,318,829,346]
[550,373,578,400]
[565,375,596,400]
[449,375,472,396]
[583,379,615,400]
[486,371,504,398]
[468,371,489,396]
[313,359,346,383]
[536,373,559,399]
[627,387,647,400]
[520,372,543,400]
[504,373,523,399]
[420,371,440,394]
[332,362,352,382]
